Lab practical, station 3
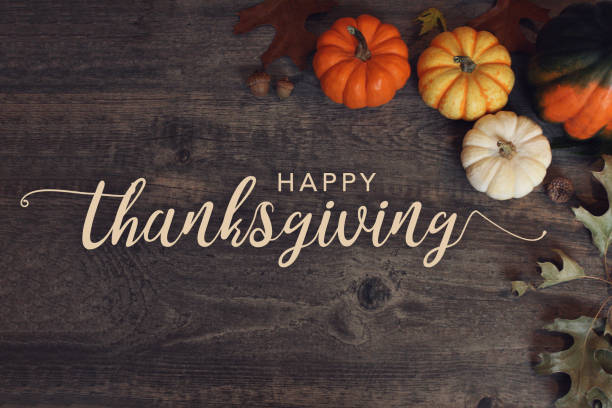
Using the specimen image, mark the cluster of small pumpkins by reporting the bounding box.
[311,2,612,200]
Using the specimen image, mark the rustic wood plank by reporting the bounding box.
[0,0,607,407]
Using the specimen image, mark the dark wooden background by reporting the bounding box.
[0,0,608,407]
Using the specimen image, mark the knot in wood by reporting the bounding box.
[357,277,391,310]
[177,148,191,164]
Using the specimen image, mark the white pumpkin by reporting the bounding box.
[461,111,552,200]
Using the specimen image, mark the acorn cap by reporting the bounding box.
[276,77,294,99]
[546,176,574,203]
[247,72,271,86]
[247,72,271,97]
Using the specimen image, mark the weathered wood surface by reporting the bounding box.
[0,0,608,407]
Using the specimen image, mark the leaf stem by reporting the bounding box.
[580,295,612,391]
[587,296,611,339]
[580,275,612,285]
[604,251,610,282]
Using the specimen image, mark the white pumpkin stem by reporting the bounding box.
[497,140,516,159]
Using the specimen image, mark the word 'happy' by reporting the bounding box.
[277,172,376,192]
[20,175,546,268]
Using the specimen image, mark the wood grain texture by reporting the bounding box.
[0,0,607,407]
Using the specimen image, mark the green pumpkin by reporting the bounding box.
[528,2,612,140]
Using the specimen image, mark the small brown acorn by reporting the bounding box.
[276,77,294,99]
[246,71,270,97]
[546,176,574,203]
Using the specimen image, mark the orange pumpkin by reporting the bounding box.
[417,26,515,121]
[313,15,411,109]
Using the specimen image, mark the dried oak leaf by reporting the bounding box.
[416,8,447,36]
[537,316,612,408]
[234,0,337,70]
[573,155,612,257]
[538,249,585,289]
[467,0,550,53]
[510,250,583,297]
[511,280,532,297]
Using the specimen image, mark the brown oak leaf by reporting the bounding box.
[234,0,336,70]
[467,0,550,54]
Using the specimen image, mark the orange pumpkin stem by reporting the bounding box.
[347,26,371,62]
[453,56,476,73]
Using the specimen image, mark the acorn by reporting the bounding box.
[246,71,270,97]
[276,77,294,99]
[546,176,574,203]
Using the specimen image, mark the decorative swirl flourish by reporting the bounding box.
[449,209,546,247]
[20,188,124,208]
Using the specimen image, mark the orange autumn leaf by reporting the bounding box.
[468,0,550,53]
[234,0,337,70]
